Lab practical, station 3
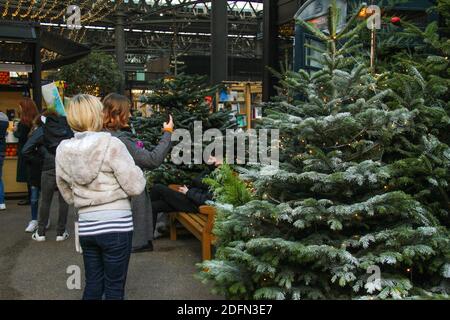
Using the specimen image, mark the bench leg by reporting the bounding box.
[202,234,212,261]
[169,212,177,241]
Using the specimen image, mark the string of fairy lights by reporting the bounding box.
[0,0,124,40]
[0,0,125,61]
[1,0,118,22]
[1,0,112,23]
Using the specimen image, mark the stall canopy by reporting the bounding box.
[0,21,91,70]
[0,21,90,108]
[39,30,91,70]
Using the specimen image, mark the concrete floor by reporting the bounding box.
[0,198,221,300]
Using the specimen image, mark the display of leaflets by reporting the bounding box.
[219,89,229,102]
[239,104,247,114]
[236,114,247,127]
[254,106,263,119]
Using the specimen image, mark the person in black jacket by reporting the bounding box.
[149,156,221,231]
[14,98,39,206]
[24,112,73,242]
[22,110,57,232]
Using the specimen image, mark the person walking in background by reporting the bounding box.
[56,94,146,300]
[29,110,73,240]
[0,111,9,211]
[14,98,38,207]
[102,93,173,253]
[22,110,58,233]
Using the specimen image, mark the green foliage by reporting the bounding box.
[57,51,123,96]
[203,164,253,207]
[374,1,450,226]
[198,0,450,300]
[131,74,236,185]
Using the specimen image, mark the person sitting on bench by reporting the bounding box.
[150,156,221,231]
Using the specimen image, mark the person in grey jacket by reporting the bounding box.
[102,93,173,253]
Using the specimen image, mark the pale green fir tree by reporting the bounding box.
[198,1,450,299]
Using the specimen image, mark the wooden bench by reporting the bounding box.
[168,184,216,261]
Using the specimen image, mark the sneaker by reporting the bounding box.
[18,199,30,206]
[32,230,46,242]
[0,203,5,210]
[56,231,69,242]
[25,220,38,233]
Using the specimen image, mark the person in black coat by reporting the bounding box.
[24,112,73,241]
[14,98,38,206]
[22,110,58,232]
[149,156,221,231]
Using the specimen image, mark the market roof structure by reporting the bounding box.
[0,1,263,63]
[0,1,301,98]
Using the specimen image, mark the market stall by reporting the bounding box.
[216,81,263,130]
[0,21,90,196]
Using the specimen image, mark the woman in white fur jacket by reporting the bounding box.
[55,94,146,300]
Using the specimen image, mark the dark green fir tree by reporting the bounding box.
[198,1,450,299]
[375,0,450,225]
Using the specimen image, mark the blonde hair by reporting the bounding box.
[66,94,104,132]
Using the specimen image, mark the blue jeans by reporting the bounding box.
[80,231,133,300]
[30,186,40,220]
[0,156,4,204]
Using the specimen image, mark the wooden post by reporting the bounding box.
[245,82,252,130]
[202,233,212,261]
[370,28,376,73]
[215,90,220,112]
[169,212,177,241]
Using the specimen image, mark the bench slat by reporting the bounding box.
[189,213,207,227]
[177,213,203,240]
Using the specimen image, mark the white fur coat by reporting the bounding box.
[55,131,146,214]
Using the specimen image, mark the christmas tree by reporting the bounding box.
[375,1,450,226]
[131,74,236,185]
[198,2,450,299]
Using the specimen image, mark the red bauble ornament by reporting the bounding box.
[391,16,401,25]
